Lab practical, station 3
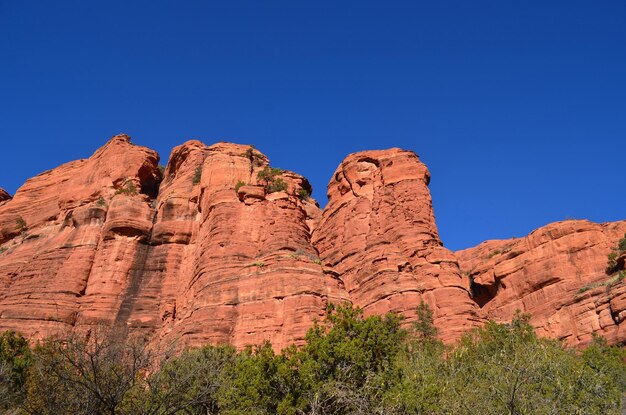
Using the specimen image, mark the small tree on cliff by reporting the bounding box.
[15,217,27,234]
[256,167,287,193]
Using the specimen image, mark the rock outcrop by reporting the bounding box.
[155,141,347,350]
[457,220,626,346]
[0,137,347,350]
[0,135,624,349]
[0,188,10,203]
[0,135,162,338]
[312,149,481,343]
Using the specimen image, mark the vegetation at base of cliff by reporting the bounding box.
[0,331,32,411]
[2,304,625,414]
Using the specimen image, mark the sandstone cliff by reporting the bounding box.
[0,135,624,348]
[312,149,480,342]
[457,220,626,347]
[0,136,347,350]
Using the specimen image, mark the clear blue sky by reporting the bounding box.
[1,1,624,250]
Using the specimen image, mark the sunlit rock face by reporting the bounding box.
[0,136,346,351]
[312,148,482,343]
[457,220,626,347]
[0,136,623,349]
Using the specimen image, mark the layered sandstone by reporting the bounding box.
[457,220,626,346]
[0,136,346,350]
[0,136,624,349]
[0,135,162,338]
[156,141,347,350]
[312,149,481,342]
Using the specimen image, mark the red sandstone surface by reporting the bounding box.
[457,220,626,347]
[0,136,347,350]
[0,135,624,348]
[311,149,481,342]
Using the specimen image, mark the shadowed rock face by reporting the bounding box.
[0,188,10,203]
[0,136,624,349]
[311,149,481,343]
[457,220,626,347]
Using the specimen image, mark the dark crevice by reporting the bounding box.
[138,163,163,199]
[469,274,502,308]
[356,157,380,167]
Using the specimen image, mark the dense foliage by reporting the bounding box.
[2,304,625,414]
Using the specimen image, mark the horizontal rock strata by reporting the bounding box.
[0,136,623,348]
[457,220,626,346]
[312,148,481,343]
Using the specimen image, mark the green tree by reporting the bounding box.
[440,312,625,414]
[413,300,438,341]
[134,344,236,415]
[0,331,32,411]
[218,342,287,415]
[23,328,152,415]
[389,301,446,414]
[256,167,286,193]
[289,303,407,414]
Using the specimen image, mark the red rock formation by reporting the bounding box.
[0,136,346,351]
[155,141,347,350]
[1,136,624,349]
[312,148,481,343]
[0,188,10,203]
[0,134,161,339]
[456,220,626,346]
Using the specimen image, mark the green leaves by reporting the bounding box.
[0,331,31,410]
[5,304,626,414]
[256,167,287,193]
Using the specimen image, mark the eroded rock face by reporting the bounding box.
[157,141,347,350]
[0,134,162,339]
[0,137,347,350]
[0,137,623,349]
[312,148,481,343]
[0,188,10,203]
[456,220,626,346]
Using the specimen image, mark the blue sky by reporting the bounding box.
[1,1,624,250]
